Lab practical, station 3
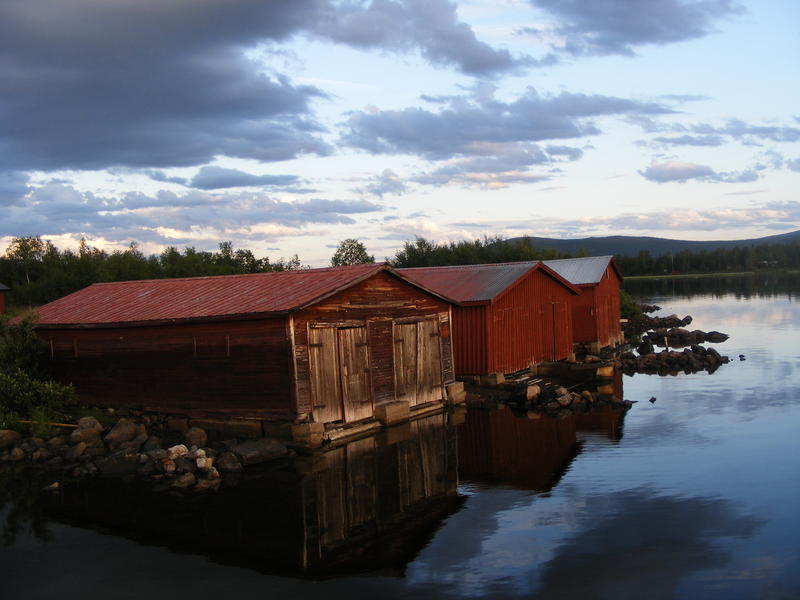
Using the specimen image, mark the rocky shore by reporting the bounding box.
[0,415,288,492]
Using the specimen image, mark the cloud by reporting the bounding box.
[310,0,530,76]
[1,183,382,247]
[343,87,672,159]
[189,166,300,190]
[652,134,725,147]
[1,0,524,175]
[788,158,800,172]
[0,171,31,206]
[360,169,407,198]
[525,0,743,57]
[145,171,188,186]
[639,160,758,183]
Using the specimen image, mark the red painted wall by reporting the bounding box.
[569,265,622,348]
[486,267,575,374]
[0,291,5,314]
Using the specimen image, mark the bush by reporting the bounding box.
[0,313,46,378]
[0,368,77,418]
[620,289,645,322]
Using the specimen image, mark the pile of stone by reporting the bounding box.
[624,313,693,338]
[506,382,632,415]
[620,345,729,376]
[637,328,729,352]
[0,415,288,492]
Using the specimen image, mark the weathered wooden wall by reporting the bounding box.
[291,271,454,419]
[485,268,575,374]
[41,318,293,417]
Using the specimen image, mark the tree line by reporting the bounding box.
[3,234,800,309]
[614,242,800,276]
[0,237,302,308]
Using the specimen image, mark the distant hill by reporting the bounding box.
[507,230,800,257]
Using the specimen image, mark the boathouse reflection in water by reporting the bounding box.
[22,397,627,578]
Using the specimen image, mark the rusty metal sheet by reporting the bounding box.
[35,263,388,327]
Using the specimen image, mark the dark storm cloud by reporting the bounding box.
[0,171,30,206]
[343,87,672,159]
[525,0,743,57]
[145,171,189,186]
[639,160,758,183]
[0,0,522,174]
[189,166,300,190]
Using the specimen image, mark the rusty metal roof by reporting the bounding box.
[34,263,422,328]
[542,256,621,285]
[399,261,578,305]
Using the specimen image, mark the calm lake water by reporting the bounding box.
[2,275,799,599]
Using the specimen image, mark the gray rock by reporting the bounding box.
[119,427,148,451]
[0,430,22,451]
[142,435,162,452]
[48,436,67,449]
[76,416,103,431]
[216,451,242,472]
[175,456,196,474]
[166,444,189,460]
[31,448,51,462]
[184,427,208,448]
[70,427,101,445]
[9,447,26,461]
[231,438,287,466]
[147,448,167,461]
[65,442,87,460]
[104,418,139,447]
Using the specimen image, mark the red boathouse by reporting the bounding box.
[542,256,623,352]
[399,262,579,376]
[33,264,455,430]
[0,282,9,314]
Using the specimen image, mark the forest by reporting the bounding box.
[2,234,800,309]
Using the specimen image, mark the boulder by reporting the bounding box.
[216,451,242,472]
[76,416,103,431]
[230,438,287,466]
[70,427,101,445]
[104,418,139,447]
[65,442,87,460]
[174,456,196,474]
[0,430,21,451]
[166,444,189,460]
[194,478,221,492]
[9,447,26,462]
[142,435,162,452]
[184,427,208,448]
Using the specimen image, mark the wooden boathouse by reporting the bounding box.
[33,263,456,436]
[0,282,9,314]
[542,256,623,353]
[399,262,578,376]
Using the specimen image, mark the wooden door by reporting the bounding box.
[393,322,418,404]
[309,326,343,424]
[393,319,444,406]
[337,326,373,422]
[417,318,444,404]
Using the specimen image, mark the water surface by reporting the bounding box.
[2,276,798,599]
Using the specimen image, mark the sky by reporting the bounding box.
[1,0,798,265]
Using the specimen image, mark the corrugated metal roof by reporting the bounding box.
[34,263,398,327]
[399,261,577,304]
[0,282,9,291]
[542,256,615,285]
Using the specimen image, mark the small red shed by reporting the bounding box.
[0,282,9,314]
[542,256,624,352]
[33,264,455,427]
[399,262,578,376]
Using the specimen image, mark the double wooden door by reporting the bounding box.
[393,319,444,406]
[309,325,373,424]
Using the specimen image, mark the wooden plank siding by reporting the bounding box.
[291,271,454,421]
[485,267,575,374]
[43,318,293,417]
[570,265,623,349]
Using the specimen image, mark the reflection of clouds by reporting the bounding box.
[409,488,762,599]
